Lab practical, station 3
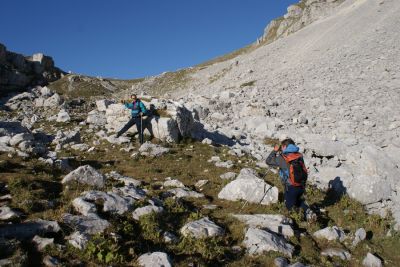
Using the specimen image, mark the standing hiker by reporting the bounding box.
[116,94,148,144]
[266,138,316,221]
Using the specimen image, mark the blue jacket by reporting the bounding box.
[124,100,147,117]
[265,144,300,185]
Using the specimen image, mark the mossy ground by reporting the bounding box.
[1,119,399,266]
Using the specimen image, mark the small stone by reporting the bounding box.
[137,252,172,267]
[352,228,367,247]
[220,172,237,180]
[42,255,61,267]
[313,226,346,242]
[132,205,164,220]
[180,217,224,238]
[321,248,351,260]
[32,235,54,251]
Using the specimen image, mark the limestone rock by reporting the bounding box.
[243,228,294,257]
[167,187,204,199]
[56,109,71,122]
[42,255,61,267]
[32,235,54,251]
[96,99,114,112]
[352,228,367,247]
[137,252,172,267]
[321,248,351,260]
[79,190,135,215]
[163,177,185,188]
[181,217,224,238]
[62,165,106,188]
[220,172,237,180]
[66,231,90,250]
[362,252,383,267]
[132,205,164,220]
[0,206,21,221]
[218,168,278,205]
[233,214,294,237]
[313,226,346,242]
[139,142,170,157]
[0,219,61,239]
[62,213,110,235]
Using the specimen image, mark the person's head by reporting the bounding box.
[281,138,295,151]
[130,94,137,101]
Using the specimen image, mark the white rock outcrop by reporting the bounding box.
[218,168,278,205]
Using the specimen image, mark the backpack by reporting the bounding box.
[283,153,308,187]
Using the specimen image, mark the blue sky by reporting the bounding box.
[1,0,297,79]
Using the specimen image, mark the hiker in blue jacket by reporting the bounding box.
[266,138,316,221]
[116,94,147,144]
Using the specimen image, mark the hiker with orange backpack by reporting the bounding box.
[266,138,316,221]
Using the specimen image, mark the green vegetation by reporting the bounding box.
[1,123,399,266]
[240,80,256,87]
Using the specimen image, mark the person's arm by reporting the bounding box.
[125,103,133,109]
[265,145,287,169]
[139,102,147,115]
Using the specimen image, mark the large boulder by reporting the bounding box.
[62,165,106,188]
[62,213,110,235]
[180,217,224,238]
[218,168,278,205]
[243,228,294,257]
[0,219,61,240]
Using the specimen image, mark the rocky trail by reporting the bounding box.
[1,0,400,266]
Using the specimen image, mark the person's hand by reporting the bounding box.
[274,145,280,152]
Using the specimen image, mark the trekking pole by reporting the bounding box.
[239,171,269,213]
[140,114,143,144]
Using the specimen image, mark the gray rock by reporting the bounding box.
[72,197,97,216]
[137,252,172,267]
[66,231,90,250]
[243,228,294,257]
[321,248,351,260]
[9,133,34,146]
[32,235,54,251]
[62,165,106,188]
[42,255,61,267]
[0,219,61,239]
[274,257,308,267]
[86,110,107,126]
[112,186,146,200]
[167,187,204,199]
[163,177,185,188]
[181,217,224,238]
[362,252,383,267]
[132,205,164,220]
[43,93,62,107]
[163,231,178,244]
[220,172,237,180]
[96,99,114,112]
[195,179,209,188]
[352,228,367,247]
[139,142,170,157]
[70,143,89,151]
[53,130,81,146]
[107,171,142,187]
[80,190,134,215]
[313,226,346,242]
[62,213,110,235]
[56,109,71,122]
[0,206,21,221]
[233,214,294,237]
[218,168,278,205]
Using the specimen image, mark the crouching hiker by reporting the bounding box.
[266,138,316,222]
[116,94,148,144]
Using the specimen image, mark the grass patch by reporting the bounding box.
[240,80,256,88]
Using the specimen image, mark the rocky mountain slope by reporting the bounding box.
[0,43,64,97]
[1,0,400,266]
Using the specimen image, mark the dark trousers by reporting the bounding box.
[117,117,143,144]
[284,184,309,212]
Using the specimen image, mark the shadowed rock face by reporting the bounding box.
[0,43,64,97]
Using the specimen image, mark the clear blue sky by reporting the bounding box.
[1,0,297,79]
